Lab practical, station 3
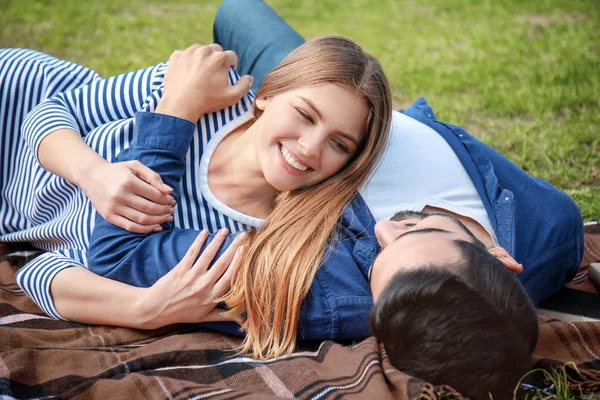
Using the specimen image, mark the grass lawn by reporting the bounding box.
[1,0,598,220]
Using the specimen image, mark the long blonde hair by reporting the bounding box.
[222,36,392,359]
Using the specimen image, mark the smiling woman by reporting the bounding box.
[217,36,392,358]
[2,36,392,361]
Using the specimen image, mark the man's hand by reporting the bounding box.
[138,229,247,329]
[80,158,175,233]
[156,44,253,123]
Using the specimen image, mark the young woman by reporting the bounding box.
[1,37,392,359]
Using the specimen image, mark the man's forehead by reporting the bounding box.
[370,229,464,282]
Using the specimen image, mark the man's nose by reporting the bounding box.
[374,220,403,248]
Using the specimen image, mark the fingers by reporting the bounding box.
[185,43,237,69]
[192,228,229,274]
[206,43,223,52]
[177,230,209,271]
[229,75,253,100]
[107,215,163,234]
[118,205,173,226]
[126,160,173,196]
[208,232,247,294]
[223,50,238,70]
[212,242,244,297]
[124,192,174,216]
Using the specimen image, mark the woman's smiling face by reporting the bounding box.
[253,83,368,192]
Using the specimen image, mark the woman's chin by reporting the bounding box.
[266,175,307,192]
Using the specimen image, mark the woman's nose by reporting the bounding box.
[298,135,321,158]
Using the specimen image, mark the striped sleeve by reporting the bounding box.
[15,250,87,319]
[21,62,168,161]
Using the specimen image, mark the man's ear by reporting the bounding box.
[255,97,267,110]
[488,246,523,273]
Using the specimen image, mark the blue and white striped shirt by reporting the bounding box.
[0,48,261,318]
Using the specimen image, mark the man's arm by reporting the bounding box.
[86,112,241,286]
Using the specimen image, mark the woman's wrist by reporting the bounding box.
[72,153,108,189]
[37,128,108,188]
[131,287,166,330]
[50,267,158,329]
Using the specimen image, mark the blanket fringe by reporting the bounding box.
[567,366,600,393]
[419,383,468,400]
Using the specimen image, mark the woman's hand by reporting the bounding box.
[156,44,253,123]
[138,229,247,329]
[80,158,175,234]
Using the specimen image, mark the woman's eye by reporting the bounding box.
[332,139,349,153]
[295,108,314,123]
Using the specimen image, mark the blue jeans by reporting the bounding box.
[213,0,305,93]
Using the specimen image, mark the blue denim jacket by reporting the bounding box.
[403,98,583,307]
[88,99,583,341]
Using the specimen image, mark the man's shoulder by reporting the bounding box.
[400,97,437,121]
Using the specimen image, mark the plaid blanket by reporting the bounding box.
[1,247,599,399]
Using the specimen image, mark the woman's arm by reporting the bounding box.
[50,230,245,329]
[22,62,175,233]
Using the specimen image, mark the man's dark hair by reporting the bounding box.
[369,240,538,400]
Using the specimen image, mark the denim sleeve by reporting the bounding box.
[87,112,239,287]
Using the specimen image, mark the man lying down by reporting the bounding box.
[14,1,590,399]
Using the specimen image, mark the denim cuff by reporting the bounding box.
[133,112,196,159]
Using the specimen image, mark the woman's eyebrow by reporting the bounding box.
[298,96,323,119]
[298,96,359,145]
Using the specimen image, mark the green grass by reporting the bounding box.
[1,0,598,220]
[514,362,593,400]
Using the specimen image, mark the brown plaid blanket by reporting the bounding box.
[1,249,599,399]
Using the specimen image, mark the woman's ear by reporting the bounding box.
[488,246,523,274]
[255,97,267,111]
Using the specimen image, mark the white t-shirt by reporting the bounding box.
[360,111,499,245]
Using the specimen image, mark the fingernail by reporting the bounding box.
[154,226,162,232]
[170,198,176,206]
[169,207,175,214]
[167,215,174,222]
[163,184,173,192]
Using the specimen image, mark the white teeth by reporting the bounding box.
[280,146,308,171]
